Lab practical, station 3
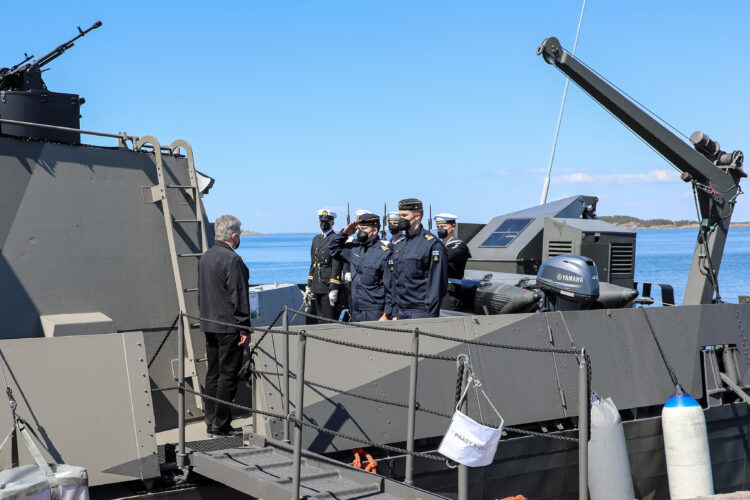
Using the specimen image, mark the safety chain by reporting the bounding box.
[148,314,181,368]
[247,308,286,356]
[182,313,454,361]
[181,312,291,336]
[301,330,455,361]
[249,369,578,443]
[178,384,445,461]
[273,309,582,357]
[181,311,587,441]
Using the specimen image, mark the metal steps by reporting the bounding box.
[188,434,448,500]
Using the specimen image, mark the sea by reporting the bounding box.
[235,228,750,305]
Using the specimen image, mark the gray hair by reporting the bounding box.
[214,214,241,241]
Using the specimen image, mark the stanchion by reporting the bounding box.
[457,361,468,500]
[283,306,291,443]
[291,330,307,500]
[405,328,420,485]
[177,311,186,469]
[578,348,588,500]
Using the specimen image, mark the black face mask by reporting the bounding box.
[437,228,448,239]
[320,220,333,232]
[388,224,401,235]
[356,230,369,243]
[396,218,410,231]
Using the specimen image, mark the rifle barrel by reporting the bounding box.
[34,21,102,69]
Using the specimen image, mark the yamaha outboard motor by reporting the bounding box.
[537,254,600,311]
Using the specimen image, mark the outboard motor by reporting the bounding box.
[537,254,599,311]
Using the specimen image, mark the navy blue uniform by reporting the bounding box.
[444,236,471,279]
[329,232,392,322]
[389,226,448,319]
[307,230,343,321]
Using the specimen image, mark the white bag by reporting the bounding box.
[438,375,504,467]
[0,418,89,500]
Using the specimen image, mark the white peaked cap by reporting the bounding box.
[433,212,459,223]
[317,208,337,218]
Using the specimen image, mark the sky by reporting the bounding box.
[3,1,749,233]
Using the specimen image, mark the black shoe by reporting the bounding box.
[210,426,243,437]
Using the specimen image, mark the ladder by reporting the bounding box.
[138,136,208,408]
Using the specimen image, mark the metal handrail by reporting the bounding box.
[175,308,591,500]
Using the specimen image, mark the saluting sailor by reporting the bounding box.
[306,209,344,323]
[329,211,392,322]
[433,213,471,279]
[388,198,448,319]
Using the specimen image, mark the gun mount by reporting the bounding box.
[0,21,102,144]
[538,36,745,305]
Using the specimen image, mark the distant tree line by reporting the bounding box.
[598,215,695,227]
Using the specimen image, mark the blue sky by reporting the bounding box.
[4,1,749,232]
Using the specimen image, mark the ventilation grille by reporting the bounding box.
[548,241,573,257]
[610,242,635,276]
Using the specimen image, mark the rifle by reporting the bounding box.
[428,204,433,232]
[381,203,387,240]
[1,21,102,91]
[346,202,351,225]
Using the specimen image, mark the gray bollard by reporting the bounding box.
[291,331,307,500]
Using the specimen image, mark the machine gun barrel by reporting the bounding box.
[33,21,102,70]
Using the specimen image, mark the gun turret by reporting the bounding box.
[0,21,102,92]
[0,21,102,144]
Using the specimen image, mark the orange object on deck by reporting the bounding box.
[351,448,377,474]
[497,496,527,500]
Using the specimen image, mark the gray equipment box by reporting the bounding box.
[464,195,636,288]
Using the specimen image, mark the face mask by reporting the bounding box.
[396,218,410,231]
[437,228,448,239]
[389,224,401,235]
[357,230,369,243]
[233,233,241,249]
[320,220,333,232]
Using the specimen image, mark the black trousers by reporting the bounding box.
[309,293,337,323]
[203,331,244,432]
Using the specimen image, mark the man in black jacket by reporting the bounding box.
[306,209,343,323]
[198,214,249,437]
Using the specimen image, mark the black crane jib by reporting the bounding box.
[537,36,745,305]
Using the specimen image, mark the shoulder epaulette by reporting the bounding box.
[380,245,389,251]
[424,234,434,241]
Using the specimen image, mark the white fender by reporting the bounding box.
[662,386,713,499]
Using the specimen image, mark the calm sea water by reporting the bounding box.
[236,228,750,304]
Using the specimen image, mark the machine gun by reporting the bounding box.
[0,21,102,92]
[537,36,745,305]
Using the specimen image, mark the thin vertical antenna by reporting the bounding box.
[540,0,588,205]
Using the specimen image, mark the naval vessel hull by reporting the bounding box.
[253,302,750,499]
